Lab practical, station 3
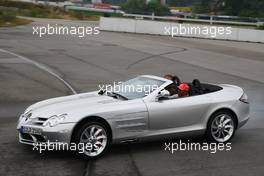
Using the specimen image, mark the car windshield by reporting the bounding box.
[113,76,165,100]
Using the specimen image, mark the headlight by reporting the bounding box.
[18,114,25,122]
[43,114,67,127]
[18,112,32,122]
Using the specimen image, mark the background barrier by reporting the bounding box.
[100,17,264,43]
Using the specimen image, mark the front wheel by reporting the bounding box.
[73,121,110,159]
[206,111,236,143]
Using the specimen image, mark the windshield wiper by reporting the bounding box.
[110,92,128,100]
[98,89,106,95]
[99,90,128,100]
[105,91,118,99]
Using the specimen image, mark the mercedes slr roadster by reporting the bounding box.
[17,75,250,158]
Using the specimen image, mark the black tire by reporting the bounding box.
[73,121,111,159]
[206,110,236,143]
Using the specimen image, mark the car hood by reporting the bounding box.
[25,92,120,118]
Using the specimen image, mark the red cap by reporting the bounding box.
[178,83,190,91]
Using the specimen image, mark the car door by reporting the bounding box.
[146,95,211,130]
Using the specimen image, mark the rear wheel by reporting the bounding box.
[206,111,236,143]
[73,121,110,159]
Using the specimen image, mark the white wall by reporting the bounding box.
[100,18,136,33]
[100,17,264,43]
[135,20,167,35]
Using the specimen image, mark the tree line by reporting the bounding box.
[106,0,264,18]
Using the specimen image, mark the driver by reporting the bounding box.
[163,74,174,81]
[163,74,178,96]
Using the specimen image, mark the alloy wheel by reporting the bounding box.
[79,124,107,157]
[211,114,235,142]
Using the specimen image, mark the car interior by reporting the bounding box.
[164,75,223,98]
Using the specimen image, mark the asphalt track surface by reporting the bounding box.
[0,18,264,176]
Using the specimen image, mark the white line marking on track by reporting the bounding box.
[0,48,77,94]
[0,58,28,63]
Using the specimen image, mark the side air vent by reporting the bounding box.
[34,117,48,125]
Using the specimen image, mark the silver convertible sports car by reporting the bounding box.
[17,75,250,158]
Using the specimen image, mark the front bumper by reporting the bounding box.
[18,123,76,145]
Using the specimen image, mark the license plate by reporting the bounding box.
[21,126,42,135]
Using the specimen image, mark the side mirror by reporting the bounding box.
[155,89,170,101]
